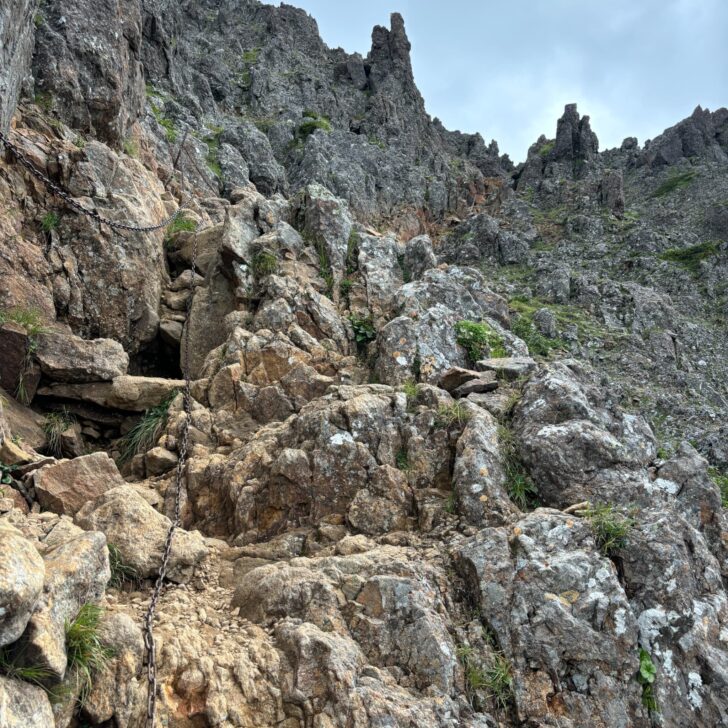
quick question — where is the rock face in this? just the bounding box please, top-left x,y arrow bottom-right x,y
0,2 -> 726,727
33,452 -> 126,516
0,0 -> 37,134
75,485 -> 208,581
0,524 -> 44,647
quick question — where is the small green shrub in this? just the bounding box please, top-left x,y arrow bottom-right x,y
484,652 -> 514,711
659,241 -> 719,274
107,544 -> 139,589
251,251 -> 278,278
585,503 -> 635,556
150,102 -> 177,142
444,492 -> 457,514
65,604 -> 114,702
395,447 -> 410,471
122,137 -> 138,157
538,140 -> 555,157
0,461 -> 18,485
349,314 -> 376,353
435,402 -> 471,429
166,217 -> 197,237
402,379 -> 418,401
204,128 -> 223,178
455,320 -> 507,363
41,211 -> 60,233
637,648 -> 659,713
511,312 -> 562,357
43,410 -> 75,457
709,467 -> 728,508
653,170 -> 696,197
117,391 -> 177,464
298,112 -> 331,139
339,277 -> 353,301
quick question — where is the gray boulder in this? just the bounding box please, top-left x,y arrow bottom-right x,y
0,676 -> 54,728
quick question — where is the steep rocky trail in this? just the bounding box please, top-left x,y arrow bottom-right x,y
1,2 -> 727,728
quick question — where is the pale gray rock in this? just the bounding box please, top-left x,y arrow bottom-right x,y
35,331 -> 128,383
0,676 -> 54,728
0,523 -> 44,647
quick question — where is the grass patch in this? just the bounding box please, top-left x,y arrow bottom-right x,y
653,170 -> 696,197
0,645 -> 55,687
585,503 -> 635,557
117,391 -> 177,464
444,492 -> 457,514
435,402 -> 471,429
395,447 -> 410,471
349,314 -> 376,354
150,101 -> 177,142
297,111 -> 331,140
43,409 -> 75,457
65,604 -> 114,703
709,467 -> 728,508
0,307 -> 47,337
41,211 -> 60,233
252,250 -> 278,278
339,277 -> 353,302
537,140 -> 555,157
204,127 -> 223,178
166,217 -> 197,237
457,645 -> 513,711
108,544 -> 139,589
659,241 -> 719,274
455,320 -> 507,363
122,137 -> 138,157
346,229 -> 360,274
498,425 -> 537,509
510,311 -> 562,357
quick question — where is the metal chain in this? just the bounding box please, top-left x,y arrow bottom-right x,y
142,229 -> 197,727
1,125 -> 197,725
0,129 -> 187,232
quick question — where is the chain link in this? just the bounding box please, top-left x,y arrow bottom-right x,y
0,129 -> 187,232
1,125 -> 197,726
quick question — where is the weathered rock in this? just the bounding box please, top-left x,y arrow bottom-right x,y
457,510 -> 642,725
451,375 -> 498,398
0,676 -> 55,728
20,529 -> 110,679
0,523 -> 44,647
33,452 -> 125,516
0,323 -> 41,403
37,375 -> 186,411
75,485 -> 208,582
144,446 -> 178,476
0,0 -> 37,134
35,331 -> 128,382
402,234 -> 437,280
438,367 -> 482,393
475,356 -> 537,380
0,388 -> 47,450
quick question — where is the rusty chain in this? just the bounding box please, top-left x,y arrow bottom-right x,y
0,129 -> 187,232
1,125 -> 197,726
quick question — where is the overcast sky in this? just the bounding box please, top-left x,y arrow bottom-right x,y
287,0 -> 727,162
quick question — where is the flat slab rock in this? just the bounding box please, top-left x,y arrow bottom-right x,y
475,356 -> 537,380
451,375 -> 498,398
35,331 -> 128,383
439,366 -> 494,393
36,375 -> 186,411
32,452 -> 125,516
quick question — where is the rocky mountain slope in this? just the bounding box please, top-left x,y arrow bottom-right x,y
0,1 -> 727,727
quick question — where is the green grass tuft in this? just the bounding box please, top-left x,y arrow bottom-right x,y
251,251 -> 278,278
585,502 -> 635,557
298,112 -> 331,139
41,211 -> 60,233
107,544 -> 139,589
455,320 -> 507,363
122,137 -> 138,157
65,604 -> 114,703
537,140 -> 555,157
116,391 -> 177,464
43,409 -> 75,457
497,425 -> 538,509
510,312 -> 562,357
653,170 -> 696,197
0,307 -> 48,338
659,241 -> 719,274
346,229 -> 360,274
709,467 -> 728,508
395,447 -> 410,472
435,402 -> 471,429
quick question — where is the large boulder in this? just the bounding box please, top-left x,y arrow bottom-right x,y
0,676 -> 54,728
75,485 -> 208,582
457,510 -> 643,726
35,331 -> 128,383
19,528 -> 110,679
33,452 -> 126,516
0,523 -> 44,647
